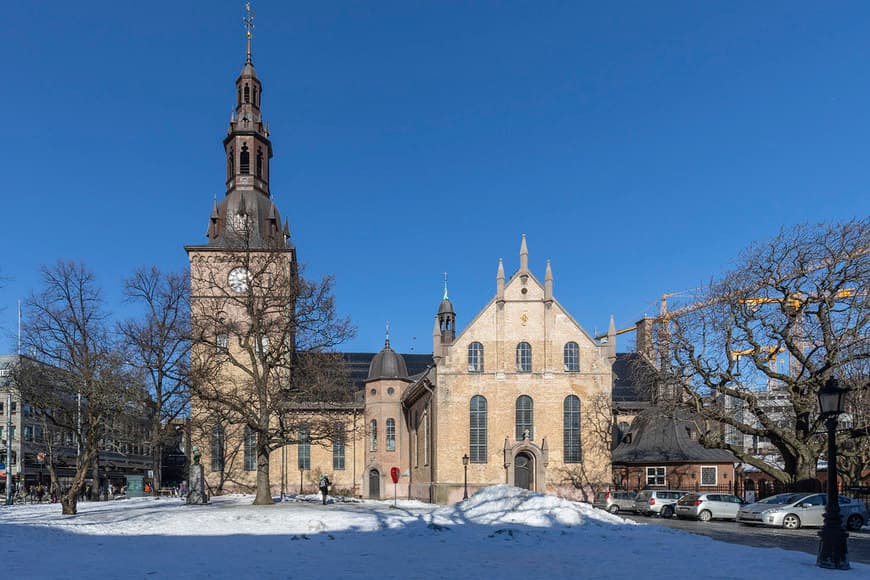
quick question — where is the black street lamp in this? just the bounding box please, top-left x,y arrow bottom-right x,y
816,377 -> 850,570
462,454 -> 469,500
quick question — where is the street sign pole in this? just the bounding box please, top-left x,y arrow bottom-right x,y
4,391 -> 13,506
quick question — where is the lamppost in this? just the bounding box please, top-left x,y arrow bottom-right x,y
299,464 -> 305,496
816,377 -> 850,570
462,454 -> 469,500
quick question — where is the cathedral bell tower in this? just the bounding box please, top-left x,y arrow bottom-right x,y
185,3 -> 298,495
199,3 -> 291,250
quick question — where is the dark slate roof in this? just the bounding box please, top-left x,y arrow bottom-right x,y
612,353 -> 654,403
343,352 -> 432,391
612,405 -> 737,464
206,190 -> 290,249
367,341 -> 409,381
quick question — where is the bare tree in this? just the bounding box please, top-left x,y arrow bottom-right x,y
19,261 -> 141,514
658,220 -> 869,485
189,227 -> 355,504
119,267 -> 191,491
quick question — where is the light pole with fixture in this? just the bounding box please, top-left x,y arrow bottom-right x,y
816,377 -> 850,570
462,454 -> 469,500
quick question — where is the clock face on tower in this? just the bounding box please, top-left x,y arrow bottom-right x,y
228,267 -> 250,293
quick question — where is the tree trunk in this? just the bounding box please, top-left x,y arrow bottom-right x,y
253,437 -> 272,505
61,493 -> 78,515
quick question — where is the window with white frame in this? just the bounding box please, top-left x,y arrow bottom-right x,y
646,466 -> 666,486
516,342 -> 532,372
468,342 -> 484,372
469,395 -> 487,463
563,342 -> 579,372
333,425 -> 346,470
243,426 -> 256,471
700,466 -> 717,486
386,418 -> 396,452
297,426 -> 310,470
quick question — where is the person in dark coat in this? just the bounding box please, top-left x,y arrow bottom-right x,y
319,474 -> 331,505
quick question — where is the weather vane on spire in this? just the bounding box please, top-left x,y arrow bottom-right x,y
385,320 -> 391,346
443,272 -> 449,300
243,2 -> 255,63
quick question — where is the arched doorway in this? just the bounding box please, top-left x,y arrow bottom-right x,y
514,452 -> 533,490
368,469 -> 380,499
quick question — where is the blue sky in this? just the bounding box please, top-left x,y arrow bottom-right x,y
1,1 -> 868,355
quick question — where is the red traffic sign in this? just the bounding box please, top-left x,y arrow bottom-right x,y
390,467 -> 399,484
37,452 -> 45,463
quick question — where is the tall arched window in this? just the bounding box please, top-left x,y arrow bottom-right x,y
516,342 -> 532,372
564,342 -> 579,372
244,83 -> 250,103
386,418 -> 396,452
333,424 -> 346,470
210,424 -> 225,472
227,148 -> 234,179
563,395 -> 581,463
297,426 -> 310,470
422,409 -> 429,464
240,144 -> 250,174
470,395 -> 488,463
515,395 -> 534,441
253,87 -> 258,106
468,342 -> 484,372
369,419 -> 378,452
413,412 -> 420,467
244,426 -> 256,471
256,147 -> 263,176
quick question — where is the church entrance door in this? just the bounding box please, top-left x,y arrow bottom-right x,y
369,469 -> 380,499
514,452 -> 533,490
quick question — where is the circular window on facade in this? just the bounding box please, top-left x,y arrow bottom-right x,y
387,387 -> 395,396
370,389 -> 376,396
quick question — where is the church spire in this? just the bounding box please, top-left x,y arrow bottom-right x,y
519,234 -> 529,273
244,2 -> 255,64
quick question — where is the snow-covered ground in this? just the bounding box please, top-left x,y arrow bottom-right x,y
0,485 -> 864,579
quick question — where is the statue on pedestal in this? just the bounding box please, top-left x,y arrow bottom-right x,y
187,446 -> 209,505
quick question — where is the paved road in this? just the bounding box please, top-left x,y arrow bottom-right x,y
623,513 -> 870,564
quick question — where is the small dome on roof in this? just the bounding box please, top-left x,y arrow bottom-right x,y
367,339 -> 409,381
438,298 -> 455,315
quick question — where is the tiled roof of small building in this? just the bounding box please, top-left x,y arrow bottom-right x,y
612,405 -> 737,464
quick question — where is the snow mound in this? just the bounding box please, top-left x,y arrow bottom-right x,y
432,485 -> 632,528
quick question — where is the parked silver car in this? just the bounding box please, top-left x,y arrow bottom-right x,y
633,489 -> 688,518
593,490 -> 637,514
675,493 -> 745,521
737,492 -> 869,531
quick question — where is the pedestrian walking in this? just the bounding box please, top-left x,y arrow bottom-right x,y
319,474 -> 331,505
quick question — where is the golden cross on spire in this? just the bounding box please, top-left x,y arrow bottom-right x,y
243,2 -> 255,63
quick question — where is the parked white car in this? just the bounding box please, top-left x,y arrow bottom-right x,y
736,492 -> 869,530
675,493 -> 745,521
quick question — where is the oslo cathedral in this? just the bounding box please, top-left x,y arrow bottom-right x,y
187,9 -> 617,504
